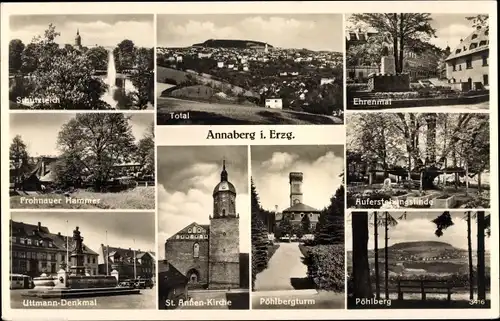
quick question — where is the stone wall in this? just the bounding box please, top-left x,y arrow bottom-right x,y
165,239 -> 209,286
368,74 -> 410,92
209,217 -> 240,288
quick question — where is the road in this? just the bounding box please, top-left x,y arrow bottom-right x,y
157,97 -> 342,125
255,242 -> 308,291
10,288 -> 156,309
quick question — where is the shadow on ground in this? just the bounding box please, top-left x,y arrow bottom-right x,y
290,277 -> 315,290
226,292 -> 250,310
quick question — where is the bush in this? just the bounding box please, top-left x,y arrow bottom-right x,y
301,244 -> 344,291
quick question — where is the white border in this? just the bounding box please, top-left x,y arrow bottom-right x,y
1,1 -> 498,320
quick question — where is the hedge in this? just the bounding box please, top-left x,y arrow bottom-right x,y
300,244 -> 344,292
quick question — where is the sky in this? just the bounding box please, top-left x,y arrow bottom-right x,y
346,212 -> 491,252
9,14 -> 154,47
251,145 -> 344,212
11,212 -> 155,265
157,146 -> 249,259
9,113 -> 153,157
157,14 -> 343,51
345,13 -> 485,50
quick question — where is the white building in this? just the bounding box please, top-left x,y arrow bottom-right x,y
265,98 -> 283,109
320,77 -> 336,85
217,62 -> 224,68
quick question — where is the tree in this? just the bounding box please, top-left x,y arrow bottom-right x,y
382,212 -> 399,298
250,178 -> 269,290
128,47 -> 154,109
56,113 -> 136,191
351,212 -> 372,298
136,122 -> 155,176
9,39 -> 25,72
85,46 -> 109,71
466,15 -> 489,28
301,212 -> 311,235
114,39 -> 136,72
24,24 -> 108,109
346,32 -> 386,68
279,216 -> 294,242
476,211 -> 486,300
21,43 -> 40,74
350,14 -> 436,73
9,135 -> 31,189
52,150 -> 85,189
466,211 -> 474,300
314,185 -> 345,244
372,211 -> 381,299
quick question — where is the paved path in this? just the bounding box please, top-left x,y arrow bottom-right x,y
255,242 -> 308,291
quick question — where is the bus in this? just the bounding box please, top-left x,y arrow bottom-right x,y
10,274 -> 33,289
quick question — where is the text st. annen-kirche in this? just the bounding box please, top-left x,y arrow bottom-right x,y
164,161 -> 240,289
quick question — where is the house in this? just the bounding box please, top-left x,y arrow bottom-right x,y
217,61 -> 224,68
320,77 -> 336,85
158,260 -> 189,310
445,25 -> 489,91
265,98 -> 283,109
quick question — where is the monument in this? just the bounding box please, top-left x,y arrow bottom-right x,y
70,227 -> 86,276
367,46 -> 410,92
24,226 -> 141,299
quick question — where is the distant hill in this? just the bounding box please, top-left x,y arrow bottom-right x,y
389,241 -> 457,252
193,39 -> 273,49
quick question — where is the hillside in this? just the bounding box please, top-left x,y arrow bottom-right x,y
193,39 -> 273,49
389,241 -> 456,252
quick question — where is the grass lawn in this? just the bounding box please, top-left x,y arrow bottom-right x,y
157,97 -> 341,125
10,187 -> 155,210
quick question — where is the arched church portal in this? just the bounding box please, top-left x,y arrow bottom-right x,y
187,268 -> 200,284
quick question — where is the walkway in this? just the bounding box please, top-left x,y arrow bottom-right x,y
254,242 -> 308,291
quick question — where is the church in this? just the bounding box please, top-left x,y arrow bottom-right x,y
164,161 -> 240,289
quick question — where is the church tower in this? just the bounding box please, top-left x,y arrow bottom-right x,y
74,29 -> 82,49
289,172 -> 303,206
209,160 -> 240,289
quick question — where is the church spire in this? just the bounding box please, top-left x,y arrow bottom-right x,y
77,28 -> 79,35
220,159 -> 228,182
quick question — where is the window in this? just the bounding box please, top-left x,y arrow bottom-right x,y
482,55 -> 488,66
47,254 -> 51,261
223,232 -> 227,236
19,252 -> 26,258
11,237 -> 16,243
188,228 -> 192,233
469,43 -> 477,50
483,74 -> 489,86
358,71 -> 364,79
19,238 -> 25,245
479,40 -> 487,46
222,209 -> 226,216
459,65 -> 462,71
180,235 -> 184,239
193,243 -> 200,258
348,71 -> 355,78
455,49 -> 461,54
452,63 -> 456,71
466,58 -> 472,69
61,255 -> 65,262
41,262 -> 47,268
197,228 -> 202,233
176,235 -> 179,239
471,34 -> 478,40
190,234 -> 194,239
87,256 -> 90,264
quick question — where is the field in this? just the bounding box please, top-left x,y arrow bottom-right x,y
10,187 -> 155,210
157,97 -> 341,125
157,66 -> 258,98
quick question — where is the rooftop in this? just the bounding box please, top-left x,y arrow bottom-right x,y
446,25 -> 489,61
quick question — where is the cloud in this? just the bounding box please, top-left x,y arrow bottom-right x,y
157,14 -> 343,51
253,149 -> 344,212
10,20 -> 154,47
157,179 -> 250,259
431,23 -> 473,49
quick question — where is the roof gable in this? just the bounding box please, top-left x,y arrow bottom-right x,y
168,222 -> 209,240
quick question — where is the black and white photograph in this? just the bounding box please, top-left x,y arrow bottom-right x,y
9,113 -> 155,209
8,14 -> 154,110
157,146 -> 250,310
10,211 -> 156,309
346,13 -> 489,111
250,145 -> 345,309
347,113 -> 490,209
347,211 -> 491,309
156,14 -> 344,125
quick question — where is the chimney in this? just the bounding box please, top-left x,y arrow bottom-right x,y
275,205 -> 278,212
460,39 -> 463,43
58,232 -> 61,236
37,222 -> 41,231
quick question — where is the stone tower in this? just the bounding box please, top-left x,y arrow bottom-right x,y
209,160 -> 240,289
289,172 -> 303,206
75,29 -> 82,49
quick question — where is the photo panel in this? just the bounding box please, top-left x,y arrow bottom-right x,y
9,112 -> 155,210
250,145 -> 345,309
347,211 -> 492,309
9,211 -> 156,309
345,13 -> 490,112
156,14 -> 344,125
157,146 -> 250,310
346,112 -> 490,210
8,14 -> 155,110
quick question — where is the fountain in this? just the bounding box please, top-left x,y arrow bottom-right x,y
102,50 -> 118,109
24,226 -> 140,299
